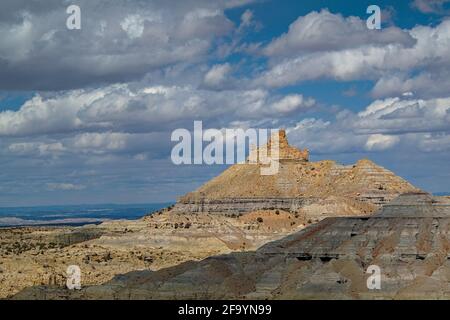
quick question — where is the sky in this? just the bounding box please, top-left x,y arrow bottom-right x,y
0,0 -> 450,206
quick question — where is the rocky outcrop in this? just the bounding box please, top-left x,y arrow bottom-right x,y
248,129 -> 309,163
172,197 -> 319,215
19,192 -> 450,300
174,130 -> 419,215
1,131 -> 424,300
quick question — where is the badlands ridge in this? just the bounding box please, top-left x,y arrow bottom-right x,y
1,130 -> 426,299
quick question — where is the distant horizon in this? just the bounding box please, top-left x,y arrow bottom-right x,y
0,201 -> 175,209
0,202 -> 172,227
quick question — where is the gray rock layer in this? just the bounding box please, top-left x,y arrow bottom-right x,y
172,198 -> 319,215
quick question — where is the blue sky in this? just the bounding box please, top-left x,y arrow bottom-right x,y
225,0 -> 449,112
0,0 -> 449,206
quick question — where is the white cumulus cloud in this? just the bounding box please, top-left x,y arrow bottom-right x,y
365,134 -> 400,151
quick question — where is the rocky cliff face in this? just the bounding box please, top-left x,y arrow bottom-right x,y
174,131 -> 419,215
173,197 -> 318,215
19,193 -> 450,300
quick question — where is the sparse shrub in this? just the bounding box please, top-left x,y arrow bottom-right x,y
256,217 -> 263,223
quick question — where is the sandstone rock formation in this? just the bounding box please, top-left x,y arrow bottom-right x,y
248,129 -> 309,163
1,130 -> 423,299
174,130 -> 419,215
18,192 -> 450,300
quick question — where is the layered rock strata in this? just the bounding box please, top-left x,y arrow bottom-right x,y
174,130 -> 419,215
18,192 -> 450,300
2,131 -> 423,299
0,208 -> 308,299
